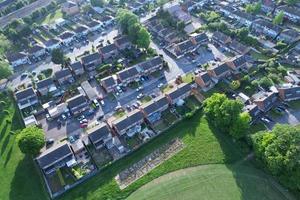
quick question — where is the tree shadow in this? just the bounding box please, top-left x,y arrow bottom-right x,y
9,156 -> 48,200
4,145 -> 13,168
0,122 -> 8,143
1,133 -> 10,155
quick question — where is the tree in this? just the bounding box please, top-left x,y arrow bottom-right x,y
177,21 -> 185,32
136,27 -> 151,49
273,11 -> 284,25
51,48 -> 65,65
116,9 -> 139,34
252,124 -> 300,191
245,2 -> 261,14
0,62 -> 12,80
17,126 -> 45,155
203,93 -> 250,139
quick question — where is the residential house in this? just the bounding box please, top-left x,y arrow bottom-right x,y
117,66 -> 140,85
98,44 -> 119,60
276,5 -> 300,23
66,94 -> 89,115
277,29 -> 300,44
228,40 -> 250,55
243,104 -> 261,124
6,52 -> 30,68
173,39 -> 197,58
87,123 -> 113,149
47,102 -> 68,119
100,76 -> 117,93
27,44 -> 46,59
261,0 -> 276,14
127,1 -> 143,12
112,109 -> 144,137
62,1 -> 79,15
207,63 -> 231,81
99,15 -> 114,27
69,61 -> 85,76
190,33 -> 209,46
15,87 -> 39,110
81,52 -> 102,72
251,19 -> 283,39
44,38 -> 61,51
277,84 -> 300,101
137,56 -> 163,74
86,20 -> 102,32
163,2 -> 192,24
232,10 -> 255,27
59,31 -> 75,46
36,78 -> 57,96
36,142 -> 76,174
166,83 -> 192,105
220,5 -> 235,17
195,71 -> 214,91
140,95 -> 169,124
54,68 -> 75,85
226,55 -> 249,73
252,91 -> 278,112
114,36 -> 132,51
74,25 -> 89,38
182,0 -> 205,12
211,31 -> 232,47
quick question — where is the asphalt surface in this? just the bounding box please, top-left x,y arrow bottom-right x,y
0,0 -> 53,28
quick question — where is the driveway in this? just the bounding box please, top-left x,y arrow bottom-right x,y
268,107 -> 300,129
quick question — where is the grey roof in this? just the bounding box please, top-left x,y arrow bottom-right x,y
176,40 -> 194,51
279,5 -> 300,17
114,36 -> 130,46
59,31 -> 74,40
99,44 -> 118,54
81,52 -> 101,64
15,87 -> 35,101
212,31 -> 231,42
198,72 -> 211,84
70,61 -> 83,71
167,83 -> 191,100
221,5 -> 235,13
55,68 -> 72,79
44,38 -> 60,47
232,55 -> 247,67
36,78 -> 54,89
151,56 -> 163,66
229,40 -> 248,53
141,95 -> 169,115
101,76 -> 116,87
67,94 -> 87,109
117,67 -> 139,81
74,25 -> 88,33
280,29 -> 300,42
193,33 -> 208,44
86,20 -> 100,28
139,57 -> 163,71
113,110 -> 144,131
278,84 -> 300,99
6,52 -> 27,62
27,45 -> 44,54
88,124 -> 111,143
211,63 -> 230,76
244,104 -> 260,118
253,19 -> 282,33
233,10 -> 255,21
36,142 -> 72,169
100,15 -> 113,22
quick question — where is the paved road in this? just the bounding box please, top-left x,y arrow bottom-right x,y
0,0 -> 53,28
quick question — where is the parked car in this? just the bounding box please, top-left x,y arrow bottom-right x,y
137,93 -> 144,99
100,100 -> 105,106
80,123 -> 88,128
61,114 -> 67,120
93,99 -> 100,107
80,119 -> 88,124
46,138 -> 54,146
136,86 -> 143,92
77,115 -> 85,121
158,83 -> 164,88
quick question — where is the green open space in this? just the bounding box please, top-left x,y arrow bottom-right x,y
38,9 -> 63,25
0,92 -> 47,200
127,164 -> 289,200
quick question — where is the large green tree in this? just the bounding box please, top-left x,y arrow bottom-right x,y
273,11 -> 284,25
252,124 -> 300,191
17,126 -> 45,155
116,9 -> 151,49
51,48 -> 65,65
0,61 -> 12,80
203,93 -> 251,139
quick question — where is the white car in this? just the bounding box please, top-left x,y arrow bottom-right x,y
158,83 -> 164,88
93,99 -> 100,107
100,100 -> 105,106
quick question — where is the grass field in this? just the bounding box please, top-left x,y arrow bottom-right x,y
38,9 -> 63,25
59,110 -> 246,200
127,164 -> 290,200
0,92 -> 48,200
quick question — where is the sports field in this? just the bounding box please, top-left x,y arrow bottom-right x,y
127,164 -> 293,200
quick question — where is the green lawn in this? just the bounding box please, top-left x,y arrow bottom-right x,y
127,164 -> 290,200
59,110 -> 246,200
0,92 -> 48,200
39,9 -> 63,25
